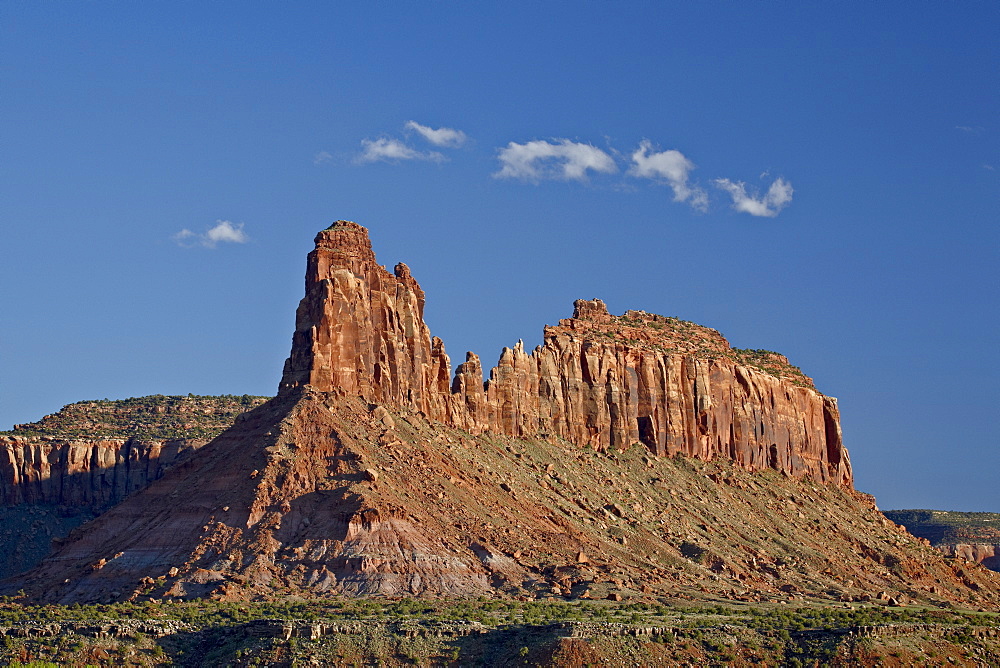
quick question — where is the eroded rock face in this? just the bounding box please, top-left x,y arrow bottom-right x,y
280,222 -> 434,411
0,394 -> 269,513
9,221 -> 1000,607
0,436 -> 207,511
882,510 -> 1000,573
9,391 -> 999,607
941,544 -> 1000,571
10,393 -> 494,603
280,221 -> 851,486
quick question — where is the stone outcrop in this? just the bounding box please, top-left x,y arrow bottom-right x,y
0,395 -> 270,514
0,435 -> 207,511
280,221 -> 850,485
940,544 -> 1000,571
7,220 -> 1000,608
8,390 -> 999,607
0,435 -> 210,580
883,510 -> 1000,572
0,395 -> 269,579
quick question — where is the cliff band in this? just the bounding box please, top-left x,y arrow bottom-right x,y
280,221 -> 850,485
11,219 -> 996,608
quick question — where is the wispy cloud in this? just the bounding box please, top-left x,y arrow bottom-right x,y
173,220 -> 250,248
356,137 -> 445,164
714,177 -> 794,217
355,121 -> 467,165
628,140 -> 708,211
955,125 -> 985,134
405,121 -> 468,148
983,164 -> 995,171
313,151 -> 333,165
494,139 -> 617,181
352,123 -> 795,218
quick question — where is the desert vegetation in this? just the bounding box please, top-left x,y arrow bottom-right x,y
3,394 -> 270,440
0,597 -> 996,666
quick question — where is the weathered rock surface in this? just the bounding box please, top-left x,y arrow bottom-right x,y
7,393 -> 497,603
0,436 -> 206,511
281,221 -> 850,485
0,434 -> 207,579
7,390 -> 1000,607
884,509 -> 1000,572
0,394 -> 269,511
941,544 -> 1000,571
5,220 -> 997,607
0,395 -> 269,578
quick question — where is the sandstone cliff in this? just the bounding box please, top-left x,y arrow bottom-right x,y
884,509 -> 1000,572
940,543 -> 1000,571
0,395 -> 268,512
7,220 -> 998,608
280,221 -> 850,485
9,390 -> 999,607
0,396 -> 268,578
0,435 -> 204,510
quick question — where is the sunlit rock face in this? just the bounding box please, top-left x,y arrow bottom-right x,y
280,221 -> 851,486
4,221 -> 891,606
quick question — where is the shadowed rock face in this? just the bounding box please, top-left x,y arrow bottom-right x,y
0,436 -> 207,510
9,393 -> 495,604
0,396 -> 270,579
280,221 -> 850,485
0,394 -> 270,511
9,390 -> 1000,608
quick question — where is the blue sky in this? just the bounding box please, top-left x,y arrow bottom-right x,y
2,3 -> 997,512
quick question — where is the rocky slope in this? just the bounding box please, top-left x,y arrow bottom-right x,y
4,221 -> 997,609
885,510 -> 1000,572
9,390 -> 1000,608
0,395 -> 268,579
0,395 -> 268,511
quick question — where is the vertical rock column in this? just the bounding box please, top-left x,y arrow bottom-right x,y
279,222 -> 437,414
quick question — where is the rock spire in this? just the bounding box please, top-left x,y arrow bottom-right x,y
279,221 -> 851,486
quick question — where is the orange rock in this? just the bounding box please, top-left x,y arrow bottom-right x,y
279,221 -> 851,485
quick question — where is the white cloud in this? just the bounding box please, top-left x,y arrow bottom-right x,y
493,139 -> 617,181
173,220 -> 249,248
405,121 -> 468,148
956,125 -> 985,134
313,151 -> 333,165
205,220 -> 249,245
713,177 -> 794,218
983,164 -> 995,171
628,140 -> 708,211
356,137 -> 445,164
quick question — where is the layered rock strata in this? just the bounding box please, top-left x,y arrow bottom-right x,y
883,510 -> 1000,572
0,396 -> 269,578
0,395 -> 268,513
281,221 -> 851,485
7,220 -> 1000,607
9,392 -> 1000,607
0,435 -> 206,511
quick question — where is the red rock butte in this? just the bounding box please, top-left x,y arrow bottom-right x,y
280,221 -> 851,486
13,220 -> 1000,608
